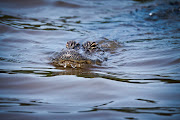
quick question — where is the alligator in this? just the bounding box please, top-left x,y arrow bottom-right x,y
51,40 -> 120,68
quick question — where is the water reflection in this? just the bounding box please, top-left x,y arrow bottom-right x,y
0,13 -> 82,31
80,107 -> 180,116
136,98 -> 156,103
1,97 -> 180,117
0,67 -> 179,84
0,97 -> 47,108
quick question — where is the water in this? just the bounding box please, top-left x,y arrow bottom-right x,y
0,0 -> 180,119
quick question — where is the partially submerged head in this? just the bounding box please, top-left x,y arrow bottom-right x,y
51,41 -> 103,68
52,49 -> 92,68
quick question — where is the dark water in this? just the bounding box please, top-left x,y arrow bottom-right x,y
0,0 -> 180,119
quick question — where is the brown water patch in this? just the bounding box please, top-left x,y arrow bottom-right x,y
54,1 -> 82,8
0,0 -> 47,8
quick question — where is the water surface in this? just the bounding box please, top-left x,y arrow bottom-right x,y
0,0 -> 180,120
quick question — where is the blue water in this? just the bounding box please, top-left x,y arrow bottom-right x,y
0,0 -> 180,120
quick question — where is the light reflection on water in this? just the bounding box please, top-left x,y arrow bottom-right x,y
0,0 -> 180,119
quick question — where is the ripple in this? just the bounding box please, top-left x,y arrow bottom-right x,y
54,1 -> 82,8
0,13 -> 82,32
0,0 -> 180,120
0,97 -> 48,108
80,107 -> 180,116
136,98 -> 156,103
